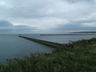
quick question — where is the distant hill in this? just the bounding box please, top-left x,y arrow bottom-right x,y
73,31 -> 96,33
40,31 -> 96,36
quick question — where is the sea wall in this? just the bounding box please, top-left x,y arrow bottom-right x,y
19,36 -> 64,48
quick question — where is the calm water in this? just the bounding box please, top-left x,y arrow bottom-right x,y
0,34 -> 52,63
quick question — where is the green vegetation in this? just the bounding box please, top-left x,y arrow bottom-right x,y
0,38 -> 96,72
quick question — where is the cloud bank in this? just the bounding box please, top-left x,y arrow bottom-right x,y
0,20 -> 37,33
0,0 -> 96,33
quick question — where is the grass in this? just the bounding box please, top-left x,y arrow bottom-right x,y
0,38 -> 96,72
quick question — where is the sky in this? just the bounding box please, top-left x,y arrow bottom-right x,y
0,0 -> 96,33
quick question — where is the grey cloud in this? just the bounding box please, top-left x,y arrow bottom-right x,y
9,0 -> 48,18
65,0 -> 95,3
0,20 -> 37,33
8,0 -> 95,20
12,25 -> 38,33
0,20 -> 13,27
53,18 -> 96,32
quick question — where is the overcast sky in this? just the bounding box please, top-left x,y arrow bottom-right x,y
0,0 -> 96,33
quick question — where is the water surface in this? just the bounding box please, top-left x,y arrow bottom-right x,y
0,34 -> 52,63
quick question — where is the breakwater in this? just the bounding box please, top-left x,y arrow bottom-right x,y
19,36 -> 64,48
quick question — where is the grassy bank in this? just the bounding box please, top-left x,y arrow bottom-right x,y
0,38 -> 96,72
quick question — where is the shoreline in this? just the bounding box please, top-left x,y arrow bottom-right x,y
0,38 -> 96,72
